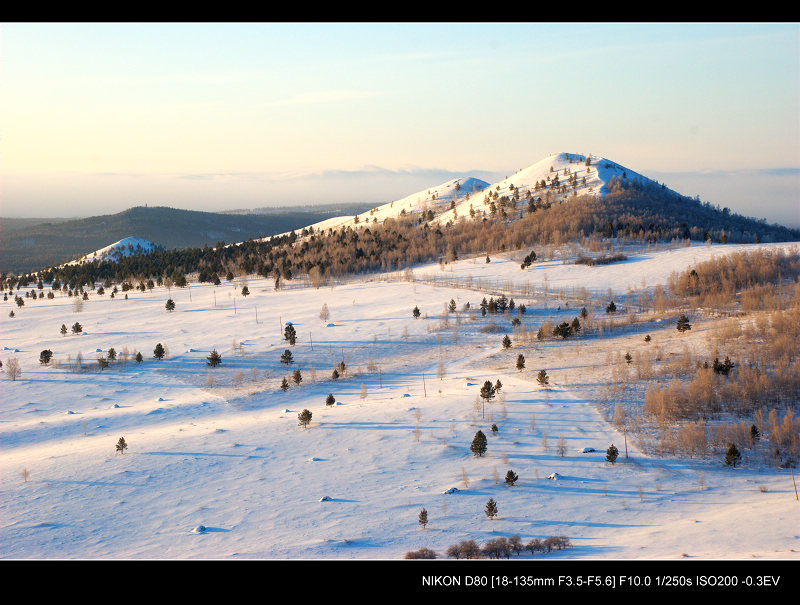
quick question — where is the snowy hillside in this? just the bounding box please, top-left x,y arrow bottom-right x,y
2,239 -> 799,561
67,236 -> 159,266
264,153 -> 676,242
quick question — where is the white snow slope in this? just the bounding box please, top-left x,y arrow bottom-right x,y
2,239 -> 799,560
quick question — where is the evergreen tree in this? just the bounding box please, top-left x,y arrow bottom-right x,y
606,443 -> 619,464
284,323 -> 297,345
606,301 -> 617,314
516,354 -> 525,371
676,314 -> 692,333
60,324 -> 68,336
39,349 -> 53,365
241,285 -> 250,297
72,322 -> 83,334
280,377 -> 289,392
116,437 -> 128,454
470,430 -> 488,457
207,349 -> 222,367
505,469 -> 518,486
725,443 -> 741,468
107,348 -> 116,361
448,299 -> 456,312
292,369 -> 302,385
280,349 -> 293,364
480,380 -> 496,403
165,298 -> 175,312
153,343 -> 166,360
412,306 -> 420,319
298,409 -> 312,428
750,424 -> 760,444
485,498 -> 498,519
326,393 -> 336,407
537,370 -> 549,387
502,334 -> 512,349
418,508 -> 428,529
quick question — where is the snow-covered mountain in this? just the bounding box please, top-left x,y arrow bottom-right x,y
270,153 -> 674,240
68,236 -> 160,266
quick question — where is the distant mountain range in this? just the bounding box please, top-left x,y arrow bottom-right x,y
5,152 -> 798,276
1,203 -> 372,274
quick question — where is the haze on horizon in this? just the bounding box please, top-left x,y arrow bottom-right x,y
1,22 -> 798,227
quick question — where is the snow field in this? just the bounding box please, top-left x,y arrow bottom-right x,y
2,242 -> 799,559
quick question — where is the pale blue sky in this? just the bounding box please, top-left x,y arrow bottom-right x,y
2,22 -> 798,226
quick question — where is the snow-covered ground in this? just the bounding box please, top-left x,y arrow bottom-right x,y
2,241 -> 799,560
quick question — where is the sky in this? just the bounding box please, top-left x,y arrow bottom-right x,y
1,22 -> 798,227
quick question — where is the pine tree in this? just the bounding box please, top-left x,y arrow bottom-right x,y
207,349 -> 222,367
241,285 -> 250,297
412,306 -> 420,319
470,430 -> 488,457
280,349 -> 293,364
606,444 -> 619,464
326,393 -> 336,407
485,498 -> 498,519
516,354 -> 525,371
537,370 -> 549,387
505,469 -> 518,486
116,437 -> 128,454
418,508 -> 428,529
676,314 -> 692,333
39,349 -> 53,365
606,301 -> 617,314
165,298 -> 175,312
502,334 -> 512,349
60,324 -> 68,336
72,322 -> 83,334
280,377 -> 290,392
448,299 -> 456,312
153,343 -> 166,360
135,351 -> 143,363
725,443 -> 741,468
284,323 -> 297,345
298,409 -> 312,428
480,380 -> 496,403
292,369 -> 302,385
